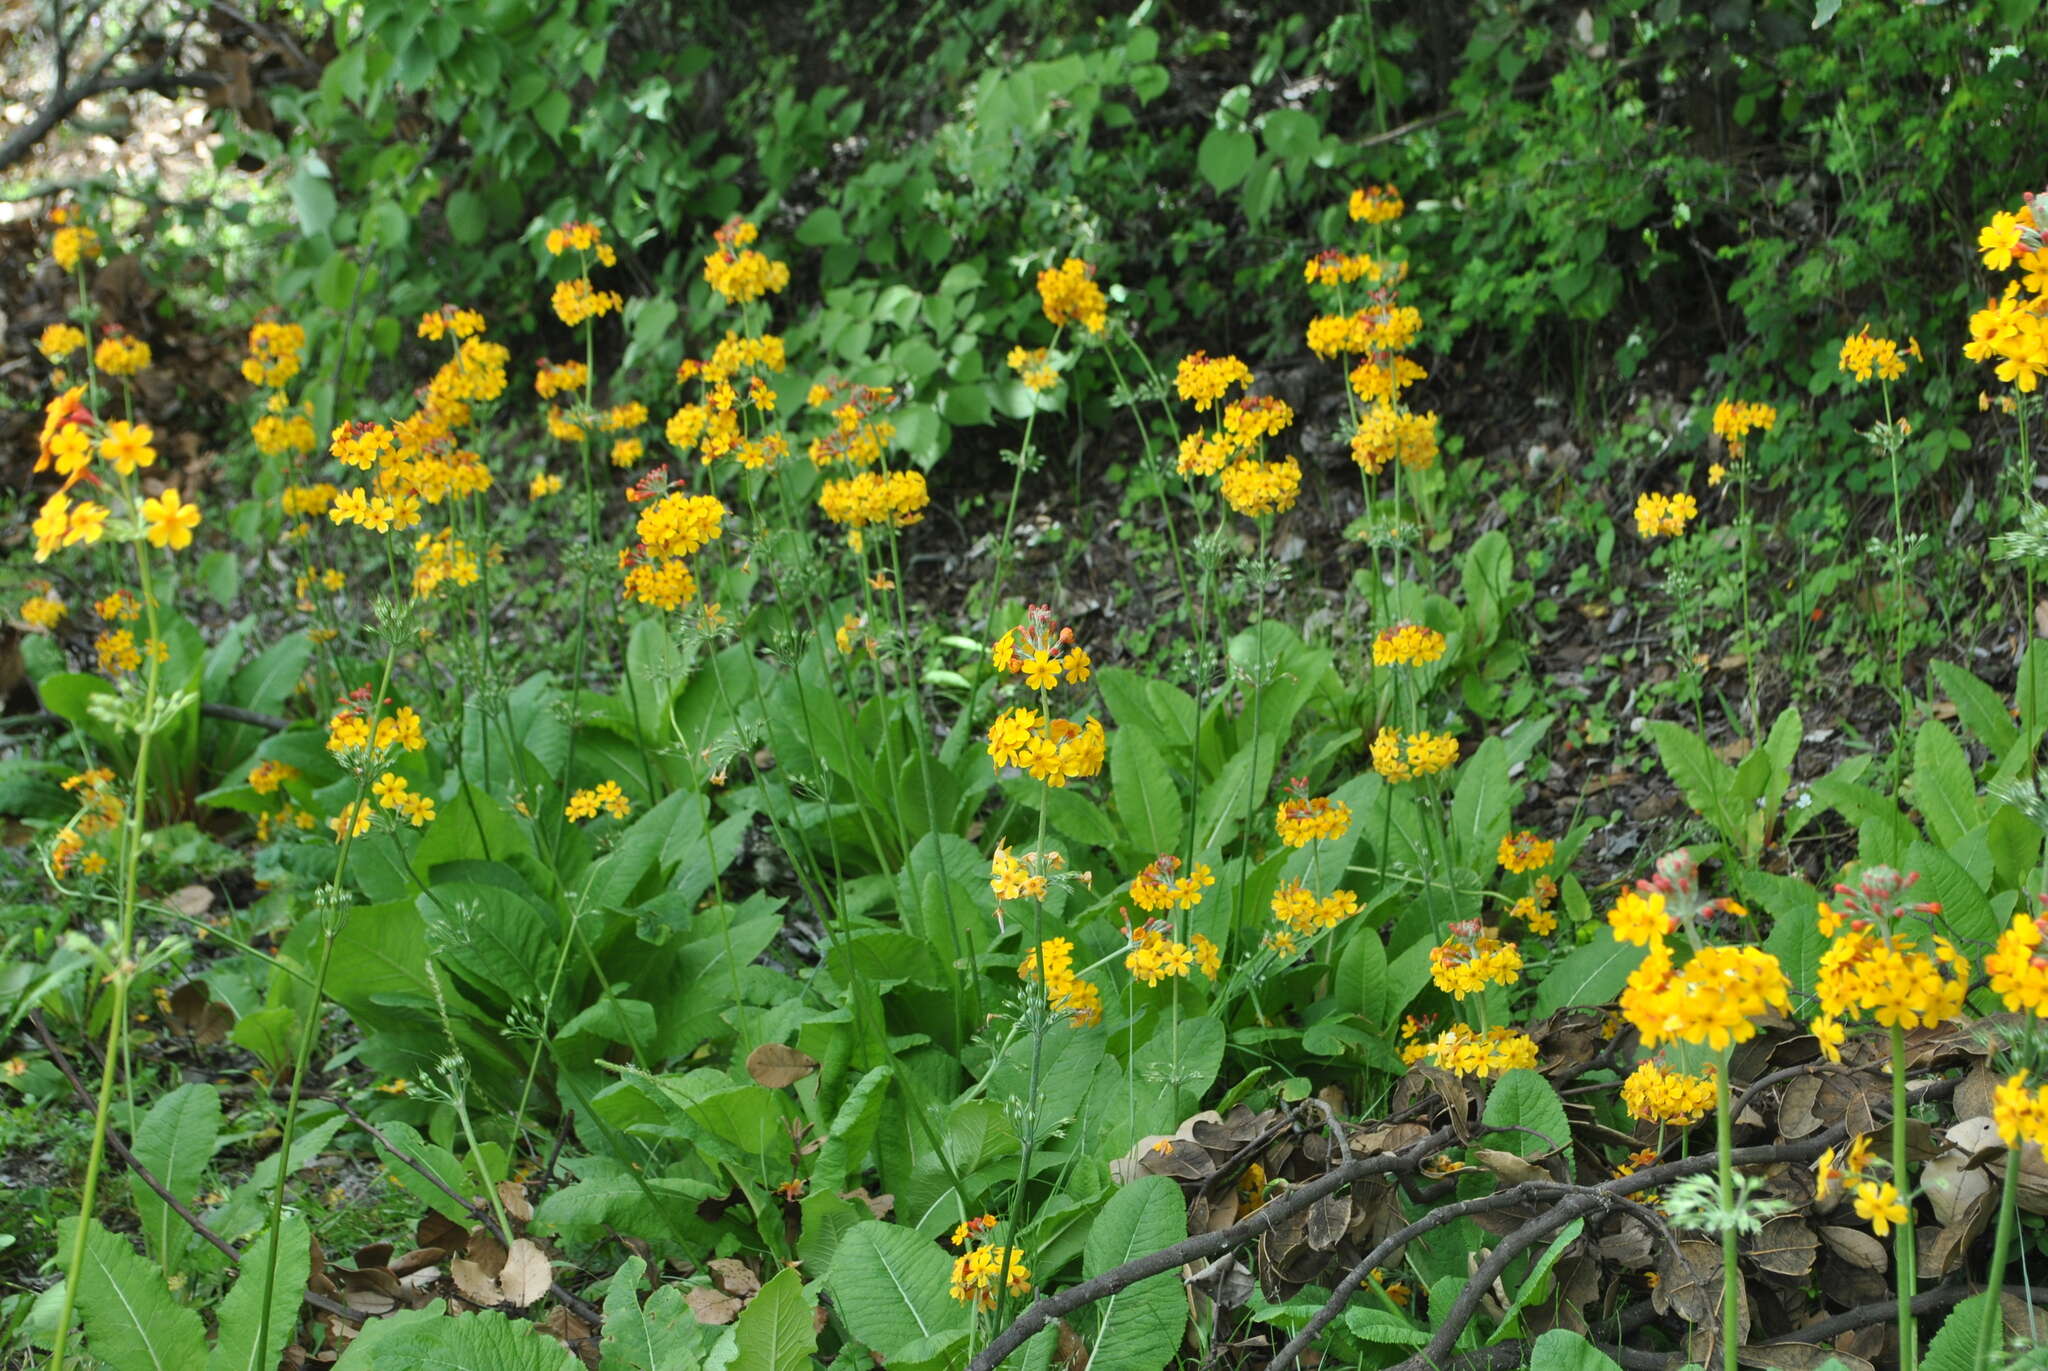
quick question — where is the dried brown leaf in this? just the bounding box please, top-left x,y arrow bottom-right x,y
1817,1225 -> 1887,1273
1741,1216 -> 1817,1278
707,1257 -> 760,1299
1737,1343 -> 1873,1371
451,1257 -> 503,1306
686,1285 -> 742,1325
744,1043 -> 820,1090
500,1238 -> 552,1307
498,1180 -> 535,1225
1471,1147 -> 1550,1185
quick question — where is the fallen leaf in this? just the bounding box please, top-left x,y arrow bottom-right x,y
745,1042 -> 820,1089
497,1180 -> 534,1225
451,1256 -> 501,1307
687,1285 -> 742,1325
707,1257 -> 760,1299
165,884 -> 215,917
1471,1148 -> 1550,1185
499,1238 -> 552,1307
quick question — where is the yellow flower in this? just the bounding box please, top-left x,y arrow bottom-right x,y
100,420 -> 157,475
529,472 -> 564,500
1429,923 -> 1524,1000
1839,329 -> 1907,385
1852,1181 -> 1908,1237
1372,622 -> 1447,667
142,488 -> 203,551
1992,1072 -> 2048,1149
1606,889 -> 1673,947
1634,491 -> 1697,538
1035,257 -> 1107,333
1496,830 -> 1555,874
1985,911 -> 2048,1016
1370,727 -> 1458,782
1348,184 -> 1404,223
1620,1060 -> 1717,1127
948,1245 -> 1030,1310
1129,855 -> 1214,913
1275,794 -> 1351,847
1174,352 -> 1253,412
39,322 -> 86,361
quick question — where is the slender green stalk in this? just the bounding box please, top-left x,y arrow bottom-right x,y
49,528 -> 165,1371
1891,1021 -> 1918,1371
1715,1047 -> 1738,1371
1975,1147 -> 2019,1370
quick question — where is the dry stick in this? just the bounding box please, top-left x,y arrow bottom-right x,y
320,1093 -> 604,1328
979,1076 -> 1963,1371
966,1126 -> 1457,1371
30,1012 -> 366,1329
1266,1181 -> 1676,1371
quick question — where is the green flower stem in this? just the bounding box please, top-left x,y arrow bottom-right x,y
49,530 -> 166,1371
1715,1046 -> 1738,1371
1975,1146 -> 2019,1370
1891,1021 -> 1918,1371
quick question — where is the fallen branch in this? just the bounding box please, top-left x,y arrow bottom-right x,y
966,1125 -> 1457,1371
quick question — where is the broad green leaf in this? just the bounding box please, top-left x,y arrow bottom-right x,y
1196,127 -> 1255,191
445,189 -> 487,244
1930,660 -> 2018,757
729,1268 -> 816,1371
1083,1175 -> 1188,1371
1335,927 -> 1390,1029
826,1222 -> 967,1360
131,1083 -> 220,1278
1342,1307 -> 1429,1345
367,1120 -> 473,1224
1499,1218 -> 1583,1326
1904,839 -> 1999,950
1917,1291 -> 1996,1371
1528,1328 -> 1625,1371
812,1066 -> 893,1190
336,1304 -> 582,1369
75,1220 -> 209,1371
1748,870 -> 1826,998
208,1214 -> 310,1371
1645,721 -> 1743,850
1479,1069 -> 1568,1158
1111,728 -> 1182,859
1449,737 -> 1512,871
287,158 -> 336,238
1531,927 -> 1642,1016
1912,720 -> 1979,849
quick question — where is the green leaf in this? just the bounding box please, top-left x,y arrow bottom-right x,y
1645,721 -> 1743,849
1449,737 -> 1512,870
796,207 -> 847,246
1917,1291 -> 1995,1371
75,1220 -> 209,1371
1499,1218 -> 1583,1327
1083,1176 -> 1188,1371
315,253 -> 359,312
368,1120 -> 474,1224
729,1268 -> 816,1371
445,189 -> 487,245
1902,839 -> 1998,950
287,158 -> 337,238
1260,108 -> 1321,161
1747,870 -> 1826,998
207,1214 -> 311,1371
812,1066 -> 893,1191
1111,728 -> 1182,858
1479,1069 -> 1568,1158
1912,720 -> 1979,849
826,1222 -> 966,1360
1930,660 -> 2018,757
1196,128 -> 1255,192
130,1083 -> 221,1278
1335,928 -> 1390,1030
1528,1328 -> 1625,1371
1532,927 -> 1642,1016
336,1304 -> 583,1369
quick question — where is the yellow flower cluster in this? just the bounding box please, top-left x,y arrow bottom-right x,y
1607,889 -> 1674,946
703,219 -> 791,304
1986,911 -> 2048,1015
253,397 -> 316,458
39,323 -> 86,363
1218,454 -> 1301,518
1349,403 -> 1440,475
1711,399 -> 1777,458
1347,355 -> 1426,407
805,382 -> 898,468
1275,794 -> 1350,847
1619,939 -> 1790,1051
1968,204 -> 2048,391
243,320 -> 306,387
1006,345 -> 1058,392
991,842 -> 1065,911
535,359 -> 589,400
1129,854 -> 1214,912
1511,876 -> 1561,936
1035,257 -> 1107,333
282,484 -> 338,517
551,277 -> 624,327
565,780 -> 632,821
990,609 -> 1093,690
19,585 -> 66,630
1370,727 -> 1457,783
530,472 -> 564,500
416,305 -> 485,341
411,530 -> 481,599
1349,184 -> 1405,224
1270,879 -> 1360,937
1301,250 -> 1380,288
1813,925 -> 1967,1033
95,330 -> 152,377
985,709 -> 1106,787
31,491 -> 110,562
51,767 -> 123,875
94,629 -> 165,674
1125,924 -> 1197,986
52,223 -> 100,273
330,487 -> 423,536
248,761 -> 299,795
325,703 -> 428,759
635,491 -> 727,558
371,773 -> 437,828
949,1245 -> 1030,1310
818,469 -> 929,530
545,220 -> 617,262
1372,622 -> 1446,668
1633,491 -> 1697,538
1620,1060 -> 1717,1127
1497,830 -> 1554,874
1428,923 -> 1523,999
1401,1023 -> 1539,1079
1993,1072 -> 2048,1149
1174,352 -> 1252,412
1018,937 -> 1103,1027
1306,305 -> 1420,359
1839,329 -> 1913,385
1814,1133 -> 1876,1201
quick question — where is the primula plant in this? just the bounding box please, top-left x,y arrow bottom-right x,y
11,20 -> 2048,1371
